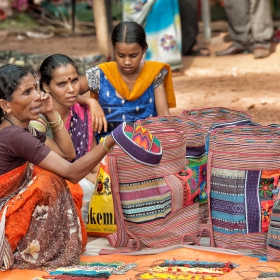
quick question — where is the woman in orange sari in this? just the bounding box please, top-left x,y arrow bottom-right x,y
0,64 -> 116,270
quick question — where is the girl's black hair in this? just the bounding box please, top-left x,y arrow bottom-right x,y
0,64 -> 35,122
39,53 -> 78,91
111,21 -> 148,50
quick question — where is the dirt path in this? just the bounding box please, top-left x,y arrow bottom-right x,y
170,41 -> 280,125
1,30 -> 280,125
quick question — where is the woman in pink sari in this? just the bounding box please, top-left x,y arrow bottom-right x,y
31,54 -> 107,181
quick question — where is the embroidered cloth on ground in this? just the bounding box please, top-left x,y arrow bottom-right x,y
45,261 -> 137,279
136,259 -> 238,279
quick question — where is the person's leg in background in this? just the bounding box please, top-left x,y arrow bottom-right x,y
179,0 -> 210,56
216,0 -> 251,55
251,0 -> 273,58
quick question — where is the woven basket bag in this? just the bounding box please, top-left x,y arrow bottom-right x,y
103,116 -> 200,253
181,107 -> 252,223
181,107 -> 252,131
181,107 -> 252,154
207,125 -> 280,257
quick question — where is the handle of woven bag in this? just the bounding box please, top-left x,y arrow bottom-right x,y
182,107 -> 251,118
140,116 -> 183,125
212,125 -> 280,137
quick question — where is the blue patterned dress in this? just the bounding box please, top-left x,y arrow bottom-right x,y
86,65 -> 167,143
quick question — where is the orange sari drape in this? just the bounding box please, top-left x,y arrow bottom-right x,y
0,163 -> 87,269
99,61 -> 176,108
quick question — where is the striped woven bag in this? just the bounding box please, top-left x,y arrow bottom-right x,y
103,116 -> 200,253
181,107 -> 252,154
181,107 -> 252,221
207,125 -> 280,257
181,106 -> 252,129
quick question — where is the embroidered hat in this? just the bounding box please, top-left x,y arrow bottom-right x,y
111,122 -> 163,166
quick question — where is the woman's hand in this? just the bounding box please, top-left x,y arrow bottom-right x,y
39,92 -> 55,115
86,98 -> 108,134
76,94 -> 108,133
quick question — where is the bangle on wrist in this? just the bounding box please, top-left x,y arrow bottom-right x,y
49,119 -> 62,129
51,120 -> 64,133
48,112 -> 62,130
102,136 -> 113,153
47,110 -> 59,124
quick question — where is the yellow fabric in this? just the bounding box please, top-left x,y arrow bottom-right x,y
86,155 -> 116,236
98,61 -> 176,108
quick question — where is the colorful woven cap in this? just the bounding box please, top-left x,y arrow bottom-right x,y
111,122 -> 163,166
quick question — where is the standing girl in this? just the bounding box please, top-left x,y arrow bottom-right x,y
79,21 -> 177,143
78,21 -> 177,236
